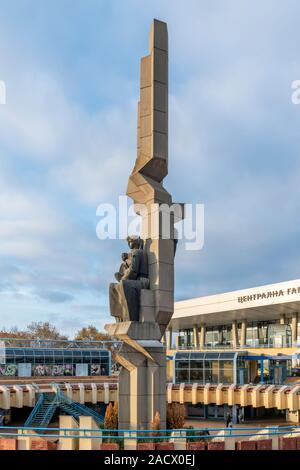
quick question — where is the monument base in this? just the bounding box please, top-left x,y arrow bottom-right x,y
105,322 -> 166,430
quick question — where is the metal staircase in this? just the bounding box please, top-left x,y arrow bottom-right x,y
56,388 -> 104,426
24,387 -> 104,429
24,392 -> 57,428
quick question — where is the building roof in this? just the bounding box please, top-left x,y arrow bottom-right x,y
171,278 -> 300,329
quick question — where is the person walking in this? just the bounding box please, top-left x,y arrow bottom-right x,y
225,411 -> 232,428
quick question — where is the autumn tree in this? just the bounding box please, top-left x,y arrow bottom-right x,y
167,403 -> 185,429
26,322 -> 68,340
75,325 -> 111,342
0,327 -> 29,339
104,402 -> 118,440
0,322 -> 67,346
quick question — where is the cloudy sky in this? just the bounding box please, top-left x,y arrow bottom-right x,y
1,0 -> 300,336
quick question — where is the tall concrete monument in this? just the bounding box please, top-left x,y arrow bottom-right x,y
106,19 -> 184,430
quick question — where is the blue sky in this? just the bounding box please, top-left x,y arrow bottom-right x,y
1,0 -> 300,336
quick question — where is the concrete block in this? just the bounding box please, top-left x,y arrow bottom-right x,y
154,82 -> 167,113
139,306 -> 156,323
149,263 -> 174,292
149,19 -> 168,52
59,416 -> 79,450
207,441 -> 225,450
137,442 -> 156,450
140,87 -> 152,117
279,437 -> 297,450
153,49 -> 168,84
100,443 -> 120,450
153,110 -> 167,133
0,438 -> 17,450
153,132 -> 168,160
154,290 -> 174,312
148,239 -> 174,266
170,431 -> 186,450
79,416 -> 102,450
156,442 -> 175,450
106,321 -> 161,341
187,441 -> 206,450
17,429 -> 37,450
31,439 -> 57,450
256,439 -> 272,450
140,135 -> 152,158
140,55 -> 151,89
124,432 -> 137,450
236,440 -> 256,450
140,289 -> 155,306
140,115 -> 152,138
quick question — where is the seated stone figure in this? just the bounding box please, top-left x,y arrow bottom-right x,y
109,235 -> 149,322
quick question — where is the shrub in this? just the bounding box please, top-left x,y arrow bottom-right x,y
150,411 -> 160,437
167,403 -> 185,429
104,402 -> 119,443
185,425 -> 209,442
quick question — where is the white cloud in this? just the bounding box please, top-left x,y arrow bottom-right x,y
0,0 -> 300,332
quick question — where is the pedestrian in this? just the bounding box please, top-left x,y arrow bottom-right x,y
225,411 -> 232,428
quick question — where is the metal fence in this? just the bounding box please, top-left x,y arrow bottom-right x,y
1,424 -> 300,440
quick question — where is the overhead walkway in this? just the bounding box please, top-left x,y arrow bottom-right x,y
24,387 -> 104,429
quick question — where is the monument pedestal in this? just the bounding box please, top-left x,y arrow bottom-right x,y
106,322 -> 166,430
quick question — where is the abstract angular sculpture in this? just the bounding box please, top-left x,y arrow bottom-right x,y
106,19 -> 184,430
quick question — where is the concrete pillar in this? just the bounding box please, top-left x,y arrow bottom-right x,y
224,433 -> 239,450
292,313 -> 298,346
200,325 -> 206,349
17,429 -> 37,450
0,386 -> 10,410
167,328 -> 173,349
240,319 -> 247,347
280,314 -> 286,325
232,320 -> 239,348
175,335 -> 180,349
12,386 -> 23,408
79,416 -> 102,450
24,385 -> 36,407
124,432 -> 137,450
59,416 -> 79,450
193,325 -> 199,349
232,404 -> 238,424
170,430 -> 186,450
78,383 -> 85,404
91,383 -> 97,404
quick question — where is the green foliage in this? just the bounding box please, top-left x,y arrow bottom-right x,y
185,425 -> 209,442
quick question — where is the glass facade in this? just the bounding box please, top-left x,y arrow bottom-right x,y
174,351 -> 237,384
173,352 -> 293,385
0,348 -> 111,377
205,325 -> 232,348
176,320 -> 294,349
178,329 -> 194,349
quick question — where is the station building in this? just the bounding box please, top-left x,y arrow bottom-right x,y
165,279 -> 300,422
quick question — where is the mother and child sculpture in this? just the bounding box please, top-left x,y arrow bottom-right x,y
109,235 -> 150,323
